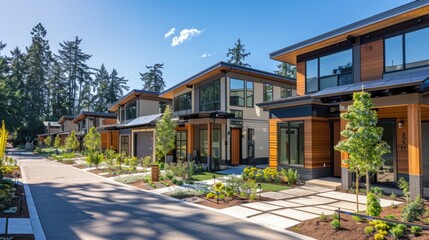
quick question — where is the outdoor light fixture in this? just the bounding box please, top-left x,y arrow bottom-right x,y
398,120 -> 404,128
257,183 -> 262,199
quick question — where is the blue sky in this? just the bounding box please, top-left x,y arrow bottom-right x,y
0,0 -> 411,90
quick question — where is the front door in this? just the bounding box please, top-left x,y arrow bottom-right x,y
135,132 -> 153,159
231,128 -> 241,165
377,121 -> 396,184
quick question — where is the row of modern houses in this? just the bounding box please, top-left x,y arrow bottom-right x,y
38,1 -> 429,198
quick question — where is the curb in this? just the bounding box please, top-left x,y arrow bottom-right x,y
19,161 -> 47,240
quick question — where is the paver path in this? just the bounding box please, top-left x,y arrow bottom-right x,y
221,185 -> 402,230
16,153 -> 304,240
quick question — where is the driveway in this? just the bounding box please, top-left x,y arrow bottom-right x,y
16,153 -> 305,240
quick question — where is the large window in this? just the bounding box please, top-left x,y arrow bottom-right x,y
229,79 -> 254,107
385,27 -> 429,72
306,49 -> 353,93
212,129 -> 221,160
126,101 -> 137,120
263,83 -> 273,102
120,135 -> 129,156
176,131 -> 187,161
199,80 -> 220,111
278,121 -> 304,165
174,92 -> 191,112
281,84 -> 296,99
247,128 -> 255,160
199,129 -> 208,157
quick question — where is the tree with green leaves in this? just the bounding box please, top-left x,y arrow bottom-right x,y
93,64 -> 110,112
226,39 -> 251,67
106,68 -> 129,106
83,127 -> 100,153
65,130 -> 79,152
140,63 -> 165,92
44,136 -> 52,146
335,91 -> 390,211
155,106 -> 176,162
54,135 -> 61,148
274,63 -> 297,79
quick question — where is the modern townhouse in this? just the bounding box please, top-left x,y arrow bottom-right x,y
258,0 -> 429,198
160,61 -> 295,170
37,121 -> 61,145
57,115 -> 78,145
98,90 -> 170,159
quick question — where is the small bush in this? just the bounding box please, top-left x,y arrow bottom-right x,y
397,177 -> 410,201
424,217 -> 429,224
384,215 -> 395,220
364,226 -> 374,235
332,212 -> 339,220
371,186 -> 384,197
141,156 -> 152,168
366,193 -> 382,217
348,187 -> 356,194
374,233 -> 385,240
402,195 -> 424,222
411,226 -> 422,236
319,212 -> 327,222
249,194 -> 256,200
390,192 -> 397,200
352,215 -> 363,222
115,174 -> 149,184
390,226 -> 404,239
158,161 -> 165,170
330,219 -> 340,230
206,192 -> 215,199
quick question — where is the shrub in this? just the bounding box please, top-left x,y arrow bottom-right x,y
242,167 -> 257,180
402,195 -> 424,222
128,157 -> 139,170
86,152 -> 103,169
425,218 -> 429,224
411,226 -> 422,236
390,192 -> 397,200
206,192 -> 215,199
364,226 -> 374,235
332,212 -> 339,220
374,233 -> 385,240
140,156 -> 152,168
397,177 -> 410,201
281,168 -> 298,186
188,161 -> 195,178
241,181 -> 257,198
225,175 -> 244,195
166,160 -> 189,179
348,187 -> 356,194
262,167 -> 279,183
384,215 -> 395,220
330,219 -> 340,230
115,174 -> 149,184
352,215 -> 363,222
255,171 -> 264,182
390,226 -> 404,239
104,148 -> 116,169
249,194 -> 256,200
319,212 -> 327,222
366,193 -> 382,217
371,186 -> 384,197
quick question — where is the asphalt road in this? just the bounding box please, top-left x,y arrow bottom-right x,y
16,153 -> 302,240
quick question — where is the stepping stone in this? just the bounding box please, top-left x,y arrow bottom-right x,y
265,200 -> 303,208
250,213 -> 300,229
242,202 -> 283,211
327,201 -> 366,212
279,188 -> 314,196
317,191 -> 367,203
261,191 -> 295,200
220,206 -> 261,218
298,185 -> 333,193
272,209 -> 319,221
8,218 -> 33,234
295,206 -> 334,215
287,196 -> 338,205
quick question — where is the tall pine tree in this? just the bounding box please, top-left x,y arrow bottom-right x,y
226,39 -> 251,67
107,68 -> 129,106
139,63 -> 165,92
93,64 -> 110,112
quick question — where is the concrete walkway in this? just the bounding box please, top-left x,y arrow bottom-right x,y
15,153 -> 307,240
220,185 -> 402,230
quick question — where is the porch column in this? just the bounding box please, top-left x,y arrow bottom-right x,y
408,104 -> 423,199
340,112 -> 351,190
187,125 -> 194,161
208,123 -> 212,171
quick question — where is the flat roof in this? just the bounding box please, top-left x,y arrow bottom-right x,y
270,0 -> 429,64
73,112 -> 116,123
108,89 -> 163,112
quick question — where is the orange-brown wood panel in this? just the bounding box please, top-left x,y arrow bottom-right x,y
296,61 -> 305,96
408,104 -> 422,176
360,39 -> 384,82
231,128 -> 241,165
269,119 -> 281,168
333,121 -> 341,177
305,119 -> 331,169
100,132 -> 108,150
111,130 -> 119,151
103,118 -> 117,125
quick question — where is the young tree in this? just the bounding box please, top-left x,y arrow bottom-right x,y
44,136 -> 52,146
335,91 -> 390,211
65,130 -> 79,152
155,106 -> 176,162
274,63 -> 296,79
54,135 -> 61,148
140,63 -> 165,92
226,39 -> 251,67
83,127 -> 100,153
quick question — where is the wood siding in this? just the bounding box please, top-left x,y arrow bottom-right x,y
333,121 -> 341,177
269,118 -> 281,168
297,61 -> 305,96
305,119 -> 331,169
360,39 -> 384,82
408,104 -> 422,175
101,130 -> 119,151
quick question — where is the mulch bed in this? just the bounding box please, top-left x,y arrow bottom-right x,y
0,184 -> 30,218
290,202 -> 429,240
128,179 -> 174,190
88,168 -> 147,177
188,196 -> 271,209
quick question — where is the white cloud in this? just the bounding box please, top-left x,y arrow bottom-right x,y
200,52 -> 212,58
164,28 -> 176,39
171,28 -> 203,47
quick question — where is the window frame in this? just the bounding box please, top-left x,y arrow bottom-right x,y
277,121 -> 304,166
173,92 -> 192,112
120,135 -> 130,156
175,131 -> 187,161
263,83 -> 273,102
126,101 -> 137,120
199,80 -> 220,112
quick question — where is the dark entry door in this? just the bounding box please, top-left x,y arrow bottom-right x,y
422,122 -> 429,187
135,132 -> 153,159
377,121 -> 396,184
231,128 -> 241,165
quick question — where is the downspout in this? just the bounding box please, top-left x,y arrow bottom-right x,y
220,68 -> 231,166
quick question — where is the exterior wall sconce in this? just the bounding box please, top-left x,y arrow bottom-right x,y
398,120 -> 404,128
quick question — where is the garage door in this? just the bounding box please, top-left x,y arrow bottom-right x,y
135,132 -> 153,159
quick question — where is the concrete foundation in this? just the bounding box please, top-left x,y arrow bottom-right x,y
409,174 -> 424,199
341,167 -> 351,190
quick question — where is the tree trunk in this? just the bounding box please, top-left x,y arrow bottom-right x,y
356,168 -> 359,212
366,170 -> 370,194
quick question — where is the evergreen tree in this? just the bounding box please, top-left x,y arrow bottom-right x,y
155,106 -> 176,162
0,42 -> 14,128
226,39 -> 251,67
48,60 -> 68,119
274,63 -> 297,79
83,127 -> 100,153
57,36 -> 91,115
8,47 -> 27,128
140,63 -> 165,92
107,68 -> 129,106
335,91 -> 390,211
65,130 -> 79,152
54,135 -> 61,148
93,64 -> 110,112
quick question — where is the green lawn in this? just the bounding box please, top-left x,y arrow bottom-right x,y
191,172 -> 225,181
260,183 -> 290,192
